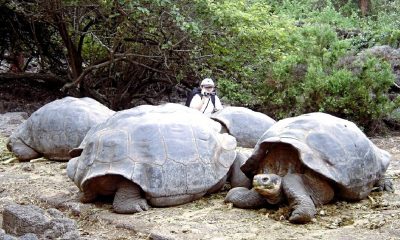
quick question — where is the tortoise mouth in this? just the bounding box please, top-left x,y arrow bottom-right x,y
253,181 -> 276,190
253,183 -> 280,197
252,174 -> 282,197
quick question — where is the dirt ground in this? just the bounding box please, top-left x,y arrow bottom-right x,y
0,111 -> 399,240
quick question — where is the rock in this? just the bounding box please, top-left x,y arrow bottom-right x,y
18,233 -> 39,240
363,46 -> 400,86
0,231 -> 38,240
148,232 -> 175,240
338,45 -> 400,87
2,204 -> 80,239
0,233 -> 18,240
20,163 -> 34,172
0,228 -> 16,240
0,112 -> 28,138
3,204 -> 49,236
43,218 -> 79,240
38,193 -> 91,217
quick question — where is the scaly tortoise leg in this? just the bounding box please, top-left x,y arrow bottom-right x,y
113,179 -> 149,214
224,187 -> 269,209
282,174 -> 317,223
282,173 -> 334,224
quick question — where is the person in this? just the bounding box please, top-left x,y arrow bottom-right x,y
189,78 -> 223,115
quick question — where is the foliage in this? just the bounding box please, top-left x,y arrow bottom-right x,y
320,58 -> 396,126
0,135 -> 14,162
190,0 -> 297,105
191,0 -> 399,132
0,0 -> 211,107
0,1 -> 66,75
1,0 -> 399,132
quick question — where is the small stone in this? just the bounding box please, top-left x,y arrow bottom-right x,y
21,163 -> 34,172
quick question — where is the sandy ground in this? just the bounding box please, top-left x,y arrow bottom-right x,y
0,112 -> 400,240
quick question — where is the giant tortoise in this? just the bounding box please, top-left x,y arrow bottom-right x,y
7,97 -> 115,161
67,103 -> 249,213
211,106 -> 276,148
225,112 -> 392,223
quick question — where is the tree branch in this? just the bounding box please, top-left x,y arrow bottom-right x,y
0,72 -> 67,86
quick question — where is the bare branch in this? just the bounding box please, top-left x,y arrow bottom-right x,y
60,57 -> 126,91
0,72 -> 67,86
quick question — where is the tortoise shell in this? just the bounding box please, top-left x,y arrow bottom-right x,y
67,103 -> 237,205
211,106 -> 276,148
7,97 -> 114,161
241,112 -> 391,200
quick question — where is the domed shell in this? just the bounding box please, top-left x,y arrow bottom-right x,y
241,112 -> 391,200
67,103 -> 237,203
8,97 -> 115,160
211,106 -> 276,148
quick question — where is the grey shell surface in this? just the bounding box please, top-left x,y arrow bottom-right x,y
8,97 -> 115,160
211,106 -> 276,148
241,112 -> 391,200
67,103 -> 236,203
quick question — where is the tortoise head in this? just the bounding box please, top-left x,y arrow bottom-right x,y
253,173 -> 283,204
6,134 -> 40,161
6,134 -> 16,152
67,157 -> 79,181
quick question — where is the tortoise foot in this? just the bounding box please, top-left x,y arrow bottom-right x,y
375,178 -> 394,192
79,191 -> 96,203
113,180 -> 149,214
113,198 -> 149,214
288,208 -> 315,224
225,187 -> 268,209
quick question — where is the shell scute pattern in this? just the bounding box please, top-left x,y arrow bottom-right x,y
211,106 -> 276,148
68,103 -> 236,203
7,97 -> 114,161
96,130 -> 129,163
243,112 -> 390,200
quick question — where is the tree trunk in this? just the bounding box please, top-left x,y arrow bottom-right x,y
360,0 -> 369,16
45,0 -> 83,80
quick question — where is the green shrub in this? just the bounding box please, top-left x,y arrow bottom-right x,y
189,0 -> 399,132
259,48 -> 397,132
311,57 -> 397,130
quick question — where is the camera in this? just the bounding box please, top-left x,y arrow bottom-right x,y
203,92 -> 216,96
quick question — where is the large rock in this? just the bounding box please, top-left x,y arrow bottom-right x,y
2,204 -> 80,239
362,46 -> 400,87
338,45 -> 400,87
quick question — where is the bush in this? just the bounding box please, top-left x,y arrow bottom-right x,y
193,0 -> 399,132
258,43 -> 397,132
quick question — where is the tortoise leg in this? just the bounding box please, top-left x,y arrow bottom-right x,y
228,152 -> 251,188
282,173 -> 334,224
113,179 -> 149,214
282,174 -> 316,223
224,187 -> 269,209
374,177 -> 394,192
79,191 -> 97,203
209,151 -> 252,195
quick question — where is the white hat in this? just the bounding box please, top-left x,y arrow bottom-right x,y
200,78 -> 214,86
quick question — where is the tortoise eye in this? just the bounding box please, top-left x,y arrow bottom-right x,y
261,176 -> 269,182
